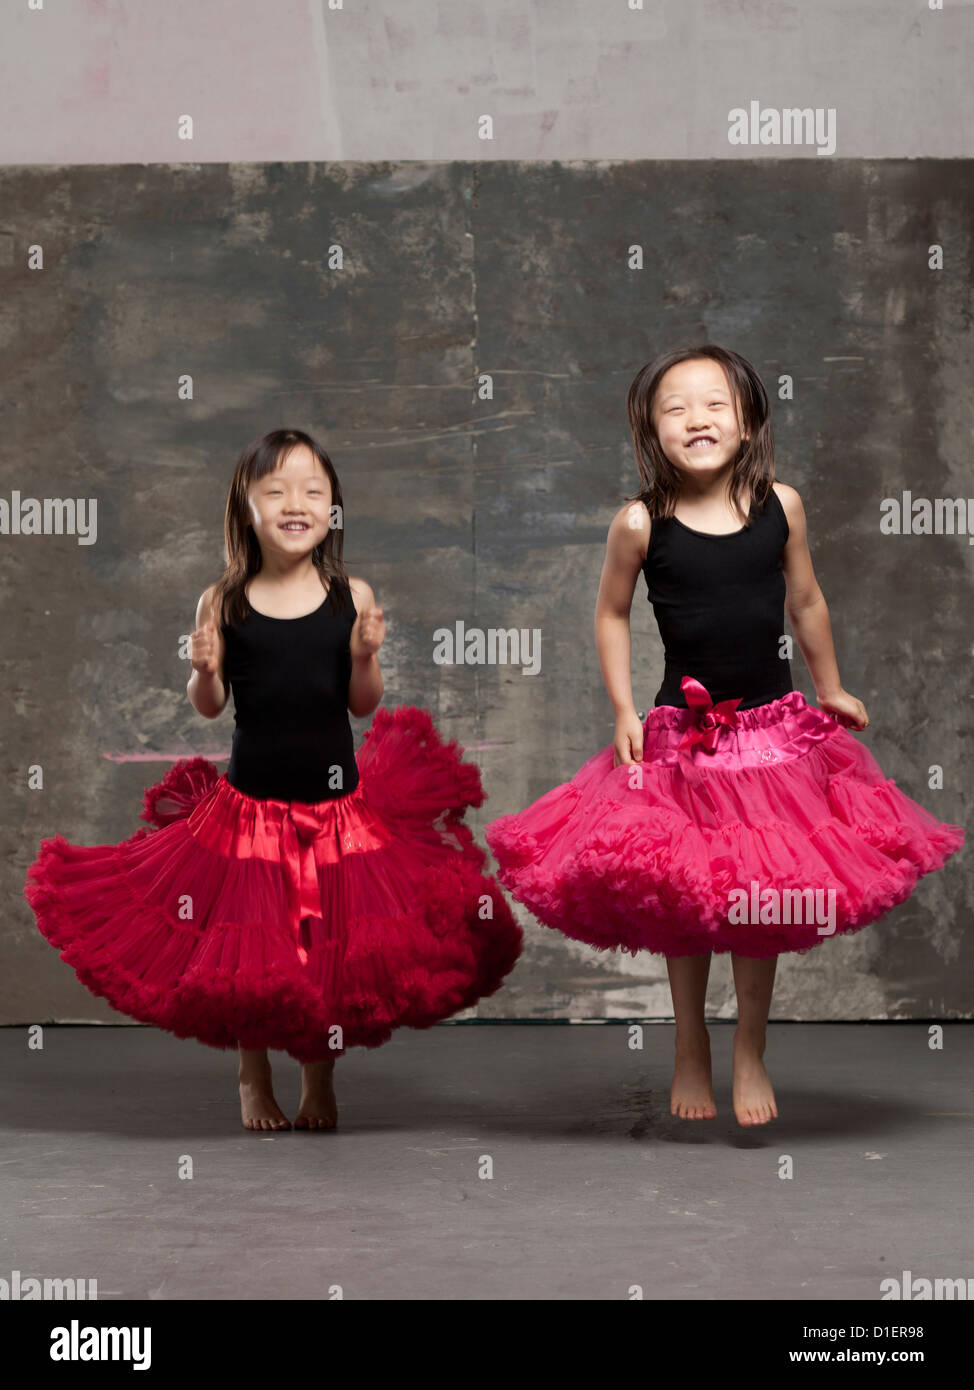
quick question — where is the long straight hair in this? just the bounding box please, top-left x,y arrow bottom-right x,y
625,345 -> 776,527
210,429 -> 352,630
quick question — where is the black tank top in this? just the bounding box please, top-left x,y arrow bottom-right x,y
642,487 -> 794,710
222,581 -> 360,803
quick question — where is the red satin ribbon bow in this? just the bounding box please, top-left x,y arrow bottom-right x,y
677,675 -> 742,756
279,802 -> 327,965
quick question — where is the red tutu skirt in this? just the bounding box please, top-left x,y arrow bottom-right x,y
484,682 -> 965,959
24,706 -> 523,1060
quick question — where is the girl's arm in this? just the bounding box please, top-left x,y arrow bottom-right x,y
774,483 -> 868,729
347,576 -> 384,718
187,585 -> 229,718
596,502 -> 651,763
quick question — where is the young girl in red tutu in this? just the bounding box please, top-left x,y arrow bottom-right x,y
25,429 -> 522,1131
485,345 -> 964,1128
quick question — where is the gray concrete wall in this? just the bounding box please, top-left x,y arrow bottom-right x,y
1,1 -> 972,163
3,157 -> 970,1025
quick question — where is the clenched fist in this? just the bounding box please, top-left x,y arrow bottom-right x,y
350,604 -> 385,661
190,620 -> 224,677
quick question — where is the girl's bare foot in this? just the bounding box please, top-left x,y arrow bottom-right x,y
670,1028 -> 717,1119
732,1029 -> 778,1126
729,956 -> 778,1125
238,1049 -> 291,1131
295,1057 -> 338,1130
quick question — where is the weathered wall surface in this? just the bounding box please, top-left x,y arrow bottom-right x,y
1,1 -> 971,163
3,158 -> 970,1023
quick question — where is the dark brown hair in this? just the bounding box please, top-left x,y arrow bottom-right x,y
625,344 -> 775,527
209,429 -> 352,630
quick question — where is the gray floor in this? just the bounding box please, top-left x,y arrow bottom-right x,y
3,1023 -> 971,1300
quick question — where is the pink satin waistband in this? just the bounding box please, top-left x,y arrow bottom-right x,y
644,680 -> 840,773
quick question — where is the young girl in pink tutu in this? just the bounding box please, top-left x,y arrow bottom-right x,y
25,429 -> 522,1131
485,345 -> 964,1129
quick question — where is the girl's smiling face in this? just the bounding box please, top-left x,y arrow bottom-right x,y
246,444 -> 333,556
651,358 -> 748,475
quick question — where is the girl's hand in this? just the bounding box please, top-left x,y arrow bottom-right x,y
818,689 -> 868,730
613,710 -> 645,767
189,620 -> 224,677
350,603 -> 386,660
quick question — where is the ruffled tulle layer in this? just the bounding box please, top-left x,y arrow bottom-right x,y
484,691 -> 965,958
25,706 -> 523,1058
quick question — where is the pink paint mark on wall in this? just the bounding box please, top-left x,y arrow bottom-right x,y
458,742 -> 514,752
104,743 -> 509,761
83,61 -> 110,100
102,751 -> 229,763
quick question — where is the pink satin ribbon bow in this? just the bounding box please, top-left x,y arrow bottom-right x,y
677,675 -> 743,758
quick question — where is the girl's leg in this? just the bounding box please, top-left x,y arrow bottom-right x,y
667,953 -> 717,1119
238,1045 -> 291,1132
730,954 -> 778,1126
295,1055 -> 339,1131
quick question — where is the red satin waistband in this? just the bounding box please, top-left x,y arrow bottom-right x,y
185,775 -> 395,963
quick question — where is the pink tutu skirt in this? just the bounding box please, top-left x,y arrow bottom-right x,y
484,682 -> 965,959
24,706 -> 523,1060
